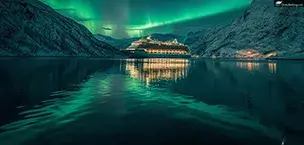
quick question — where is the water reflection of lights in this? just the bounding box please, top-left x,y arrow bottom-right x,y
236,61 -> 277,74
143,62 -> 188,70
268,62 -> 277,74
125,59 -> 189,86
236,62 -> 260,71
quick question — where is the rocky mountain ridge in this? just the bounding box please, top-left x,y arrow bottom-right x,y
0,0 -> 121,57
186,0 -> 304,58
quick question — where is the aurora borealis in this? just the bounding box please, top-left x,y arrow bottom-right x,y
40,0 -> 252,38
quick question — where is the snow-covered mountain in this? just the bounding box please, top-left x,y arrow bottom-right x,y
183,29 -> 209,54
186,0 -> 304,58
94,34 -> 139,50
0,0 -> 121,57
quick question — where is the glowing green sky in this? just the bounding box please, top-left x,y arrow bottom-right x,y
40,0 -> 252,38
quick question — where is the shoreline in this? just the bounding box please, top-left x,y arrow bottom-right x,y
0,56 -> 304,61
0,56 -> 126,59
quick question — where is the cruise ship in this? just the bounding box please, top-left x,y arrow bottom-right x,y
121,36 -> 191,58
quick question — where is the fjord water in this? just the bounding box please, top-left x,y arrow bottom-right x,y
0,58 -> 303,145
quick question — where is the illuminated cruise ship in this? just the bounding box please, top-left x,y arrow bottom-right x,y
121,36 -> 191,58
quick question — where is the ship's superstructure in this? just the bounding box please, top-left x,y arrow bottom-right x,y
122,36 -> 191,58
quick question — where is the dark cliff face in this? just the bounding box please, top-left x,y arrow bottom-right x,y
95,34 -> 139,50
0,0 -> 121,57
186,0 -> 304,58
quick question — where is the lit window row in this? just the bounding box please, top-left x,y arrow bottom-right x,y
146,49 -> 187,54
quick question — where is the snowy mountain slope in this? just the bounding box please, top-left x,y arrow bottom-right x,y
95,34 -> 139,50
186,0 -> 304,58
0,0 -> 121,57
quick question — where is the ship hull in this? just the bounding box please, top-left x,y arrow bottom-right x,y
121,50 -> 191,58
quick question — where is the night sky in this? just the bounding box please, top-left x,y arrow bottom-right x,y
40,0 -> 252,38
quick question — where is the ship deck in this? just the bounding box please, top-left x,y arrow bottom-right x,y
121,49 -> 191,58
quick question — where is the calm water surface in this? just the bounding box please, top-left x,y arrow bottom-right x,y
0,58 -> 304,145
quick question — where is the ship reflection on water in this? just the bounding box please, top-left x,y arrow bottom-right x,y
124,59 -> 278,86
124,58 -> 190,86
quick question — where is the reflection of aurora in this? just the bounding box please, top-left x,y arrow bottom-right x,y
0,71 -> 282,145
0,73 -> 102,145
125,58 -> 189,86
123,76 -> 282,140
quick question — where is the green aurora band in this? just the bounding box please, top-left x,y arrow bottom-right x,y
40,0 -> 253,37
40,0 -> 252,37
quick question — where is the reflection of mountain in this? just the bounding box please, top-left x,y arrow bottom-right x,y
0,58 -> 119,126
172,59 -> 304,135
125,59 -> 189,86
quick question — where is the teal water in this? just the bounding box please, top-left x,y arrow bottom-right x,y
0,58 -> 303,145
